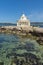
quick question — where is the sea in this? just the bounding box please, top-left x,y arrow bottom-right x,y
0,22 -> 43,27
0,23 -> 43,65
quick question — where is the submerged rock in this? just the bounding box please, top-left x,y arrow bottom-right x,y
0,62 -> 4,65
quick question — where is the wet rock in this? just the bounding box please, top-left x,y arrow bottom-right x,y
37,37 -> 43,45
0,62 -> 4,65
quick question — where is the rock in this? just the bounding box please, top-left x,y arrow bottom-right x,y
0,62 -> 4,65
37,37 -> 43,45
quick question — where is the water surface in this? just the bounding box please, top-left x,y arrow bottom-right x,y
0,34 -> 43,65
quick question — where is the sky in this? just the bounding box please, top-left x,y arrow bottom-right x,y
0,0 -> 43,23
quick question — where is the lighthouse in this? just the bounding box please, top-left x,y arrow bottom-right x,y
17,14 -> 30,28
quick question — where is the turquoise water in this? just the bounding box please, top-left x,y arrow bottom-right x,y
0,34 -> 43,65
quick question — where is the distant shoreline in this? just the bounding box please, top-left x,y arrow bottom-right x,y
0,22 -> 43,27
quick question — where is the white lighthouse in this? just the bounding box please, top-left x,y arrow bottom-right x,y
17,14 -> 30,28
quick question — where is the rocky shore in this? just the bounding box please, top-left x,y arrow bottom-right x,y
0,26 -> 43,36
0,26 -> 43,45
0,26 -> 43,65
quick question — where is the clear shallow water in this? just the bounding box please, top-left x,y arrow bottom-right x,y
0,34 -> 43,65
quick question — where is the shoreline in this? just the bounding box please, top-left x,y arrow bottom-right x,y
0,26 -> 43,35
0,26 -> 43,45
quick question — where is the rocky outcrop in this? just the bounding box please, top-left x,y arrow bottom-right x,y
0,26 -> 43,36
33,27 -> 43,33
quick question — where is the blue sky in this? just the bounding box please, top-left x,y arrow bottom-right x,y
0,0 -> 43,23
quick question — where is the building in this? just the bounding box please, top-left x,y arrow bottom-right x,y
17,14 -> 30,28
